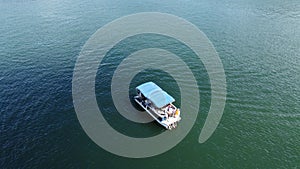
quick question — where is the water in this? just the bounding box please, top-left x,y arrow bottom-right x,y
1,0 -> 299,168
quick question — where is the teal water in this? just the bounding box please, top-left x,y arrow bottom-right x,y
1,0 -> 300,168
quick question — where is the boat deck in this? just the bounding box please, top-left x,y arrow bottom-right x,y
134,96 -> 181,129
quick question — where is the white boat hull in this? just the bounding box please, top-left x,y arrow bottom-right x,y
134,96 -> 181,130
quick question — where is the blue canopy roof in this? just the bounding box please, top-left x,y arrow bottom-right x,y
136,82 -> 175,108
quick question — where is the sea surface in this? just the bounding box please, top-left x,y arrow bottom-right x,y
1,0 -> 300,168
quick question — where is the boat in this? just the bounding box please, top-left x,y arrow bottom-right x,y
134,82 -> 181,130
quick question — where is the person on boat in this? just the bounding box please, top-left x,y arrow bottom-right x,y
167,105 -> 175,117
145,100 -> 151,108
166,105 -> 173,117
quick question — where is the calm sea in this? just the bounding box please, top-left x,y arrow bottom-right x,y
1,0 -> 299,168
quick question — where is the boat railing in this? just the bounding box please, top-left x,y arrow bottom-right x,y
149,107 -> 165,118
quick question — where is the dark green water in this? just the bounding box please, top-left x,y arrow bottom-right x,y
1,0 -> 299,168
